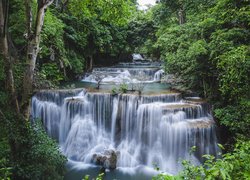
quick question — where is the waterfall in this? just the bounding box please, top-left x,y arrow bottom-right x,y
132,53 -> 144,61
82,62 -> 164,84
32,89 -> 219,174
82,68 -> 161,83
154,69 -> 164,82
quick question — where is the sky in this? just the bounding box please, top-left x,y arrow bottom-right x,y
137,0 -> 156,10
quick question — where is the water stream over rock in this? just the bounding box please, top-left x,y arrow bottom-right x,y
32,62 -> 220,179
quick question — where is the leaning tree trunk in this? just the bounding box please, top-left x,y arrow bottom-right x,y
22,0 -> 54,118
0,0 -> 19,113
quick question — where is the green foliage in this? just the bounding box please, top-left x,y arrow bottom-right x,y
41,9 -> 67,65
66,50 -> 85,75
83,173 -> 104,180
8,0 -> 26,48
154,0 -> 250,101
1,0 -> 249,178
149,0 -> 250,134
68,0 -> 135,26
153,173 -> 181,180
34,70 -> 55,89
0,91 -> 8,107
111,87 -> 118,95
0,121 -> 11,180
62,14 -> 88,50
96,173 -> 104,180
7,1 -> 134,83
0,57 -> 5,81
215,99 -> 250,137
60,0 -> 135,72
155,21 -> 214,95
119,83 -> 128,93
127,9 -> 157,57
5,116 -> 67,180
13,62 -> 25,93
217,46 -> 250,101
154,141 -> 250,180
41,63 -> 64,86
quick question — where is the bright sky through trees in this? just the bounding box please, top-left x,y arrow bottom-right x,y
138,0 -> 156,10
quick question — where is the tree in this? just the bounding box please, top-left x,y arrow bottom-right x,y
0,0 -> 19,112
22,0 -> 54,117
127,9 -> 157,56
68,0 -> 135,70
1,2 -> 67,178
159,0 -> 216,25
159,0 -> 186,24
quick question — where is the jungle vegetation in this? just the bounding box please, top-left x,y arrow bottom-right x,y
0,0 -> 249,179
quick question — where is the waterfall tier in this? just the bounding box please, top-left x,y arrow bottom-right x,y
32,89 -> 219,174
82,67 -> 164,84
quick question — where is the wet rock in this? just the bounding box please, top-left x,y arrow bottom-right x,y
188,119 -> 214,129
92,149 -> 117,170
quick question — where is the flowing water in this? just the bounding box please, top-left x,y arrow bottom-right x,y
32,62 -> 220,180
82,62 -> 164,84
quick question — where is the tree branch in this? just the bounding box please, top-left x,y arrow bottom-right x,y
44,0 -> 54,8
24,0 -> 33,38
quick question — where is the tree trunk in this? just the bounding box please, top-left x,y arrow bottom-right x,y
178,7 -> 186,25
0,0 -> 19,113
89,55 -> 93,71
22,0 -> 54,118
60,0 -> 69,12
55,0 -> 59,7
202,78 -> 207,98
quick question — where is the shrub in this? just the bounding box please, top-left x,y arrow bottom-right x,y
153,141 -> 250,180
215,99 -> 250,138
119,83 -> 128,93
5,116 -> 67,180
41,63 -> 64,86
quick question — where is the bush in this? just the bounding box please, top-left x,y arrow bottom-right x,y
66,50 -> 85,76
119,83 -> 128,93
217,46 -> 250,102
215,99 -> 250,138
5,115 -> 67,180
0,120 -> 11,180
111,87 -> 117,95
153,141 -> 250,180
41,63 -> 64,86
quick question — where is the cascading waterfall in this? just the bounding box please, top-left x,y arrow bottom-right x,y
32,89 -> 219,174
82,64 -> 164,84
154,69 -> 164,82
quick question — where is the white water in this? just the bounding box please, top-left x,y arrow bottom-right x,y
32,89 -> 219,174
154,69 -> 164,82
132,54 -> 144,61
82,68 -> 164,84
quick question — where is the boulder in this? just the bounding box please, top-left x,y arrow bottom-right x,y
92,149 -> 118,170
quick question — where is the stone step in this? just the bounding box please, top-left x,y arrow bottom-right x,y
161,102 -> 210,119
187,118 -> 214,129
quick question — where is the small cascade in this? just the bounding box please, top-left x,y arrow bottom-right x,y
82,60 -> 163,84
83,68 -> 161,84
32,89 -> 219,174
132,53 -> 144,61
154,69 -> 164,82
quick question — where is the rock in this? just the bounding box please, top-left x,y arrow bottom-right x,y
188,119 -> 214,129
92,149 -> 117,170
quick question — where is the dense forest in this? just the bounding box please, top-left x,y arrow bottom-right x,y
0,0 -> 249,179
